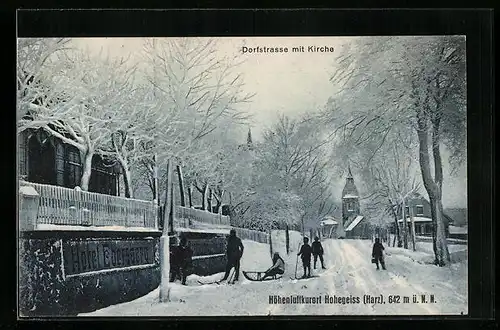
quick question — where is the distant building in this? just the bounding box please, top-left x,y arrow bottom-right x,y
320,216 -> 338,238
394,193 -> 454,238
445,208 -> 468,240
341,166 -> 370,239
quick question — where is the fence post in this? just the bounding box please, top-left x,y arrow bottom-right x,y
19,185 -> 40,231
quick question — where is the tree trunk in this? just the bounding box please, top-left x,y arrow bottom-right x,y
301,215 -> 305,236
389,200 -> 402,247
187,183 -> 193,208
416,108 -> 450,265
79,150 -> 93,191
430,195 -> 450,265
153,154 -> 159,202
409,205 -> 416,251
207,187 -> 212,212
285,224 -> 290,255
201,184 -> 209,211
401,200 -> 408,249
269,229 -> 273,259
213,190 -> 224,214
176,165 -> 186,207
122,162 -> 133,198
162,159 -> 175,235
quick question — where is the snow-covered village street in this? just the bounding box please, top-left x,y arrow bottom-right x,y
18,36 -> 471,318
81,232 -> 467,316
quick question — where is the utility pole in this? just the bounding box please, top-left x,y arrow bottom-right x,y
159,159 -> 174,302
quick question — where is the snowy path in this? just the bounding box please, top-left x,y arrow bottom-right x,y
81,238 -> 467,317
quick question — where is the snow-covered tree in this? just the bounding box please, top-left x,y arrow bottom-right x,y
17,38 -> 72,118
324,36 -> 466,265
18,48 -> 137,191
139,38 -> 253,204
260,114 -> 336,230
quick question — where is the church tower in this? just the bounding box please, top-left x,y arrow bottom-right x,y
341,165 -> 361,226
247,127 -> 253,150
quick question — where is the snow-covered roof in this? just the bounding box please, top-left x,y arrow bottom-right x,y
345,215 -> 364,231
397,217 -> 432,223
342,194 -> 358,199
449,225 -> 467,234
321,219 -> 338,226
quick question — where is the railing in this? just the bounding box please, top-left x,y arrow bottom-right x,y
20,181 -> 157,229
175,206 -> 230,227
232,227 -> 269,244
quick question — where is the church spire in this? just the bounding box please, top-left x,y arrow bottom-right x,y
347,164 -> 353,178
247,127 -> 253,147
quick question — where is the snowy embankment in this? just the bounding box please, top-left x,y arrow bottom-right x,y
386,241 -> 467,264
80,233 -> 467,316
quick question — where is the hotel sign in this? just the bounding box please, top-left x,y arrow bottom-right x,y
62,239 -> 156,276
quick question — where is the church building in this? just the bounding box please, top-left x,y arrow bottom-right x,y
341,166 -> 371,239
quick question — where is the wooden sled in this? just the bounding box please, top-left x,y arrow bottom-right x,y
242,271 -> 283,281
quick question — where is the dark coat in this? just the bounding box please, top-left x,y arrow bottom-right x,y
170,246 -> 180,268
298,244 -> 312,260
372,242 -> 385,258
311,241 -> 324,255
226,236 -> 244,260
177,245 -> 193,268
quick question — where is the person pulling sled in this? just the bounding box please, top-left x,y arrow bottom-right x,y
221,229 -> 244,282
312,236 -> 326,269
372,237 -> 386,270
297,237 -> 312,278
262,252 -> 285,280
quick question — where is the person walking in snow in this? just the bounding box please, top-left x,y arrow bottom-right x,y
297,237 -> 312,278
262,252 -> 285,280
312,236 -> 326,269
372,237 -> 386,270
178,236 -> 193,285
221,229 -> 244,282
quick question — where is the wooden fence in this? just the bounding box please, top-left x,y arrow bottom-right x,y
175,206 -> 230,227
20,181 -> 157,228
232,227 -> 269,244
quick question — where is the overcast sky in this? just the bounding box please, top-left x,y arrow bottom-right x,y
71,37 -> 467,209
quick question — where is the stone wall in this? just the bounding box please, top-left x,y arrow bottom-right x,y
173,230 -> 228,277
19,230 -> 161,317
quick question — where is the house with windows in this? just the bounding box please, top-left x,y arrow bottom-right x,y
18,128 -> 122,195
395,193 -> 454,237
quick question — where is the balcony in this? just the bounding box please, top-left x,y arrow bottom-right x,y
18,181 -> 233,233
19,180 -> 158,231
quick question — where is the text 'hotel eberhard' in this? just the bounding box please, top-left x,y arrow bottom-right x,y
242,46 -> 335,54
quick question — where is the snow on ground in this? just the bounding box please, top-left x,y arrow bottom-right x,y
416,241 -> 467,254
80,235 -> 467,317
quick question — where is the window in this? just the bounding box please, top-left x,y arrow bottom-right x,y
89,155 -> 118,196
27,133 -> 57,185
405,206 -> 410,217
64,145 -> 82,188
416,205 -> 424,216
347,201 -> 354,212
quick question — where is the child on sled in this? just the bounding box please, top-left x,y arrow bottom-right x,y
262,252 -> 285,280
